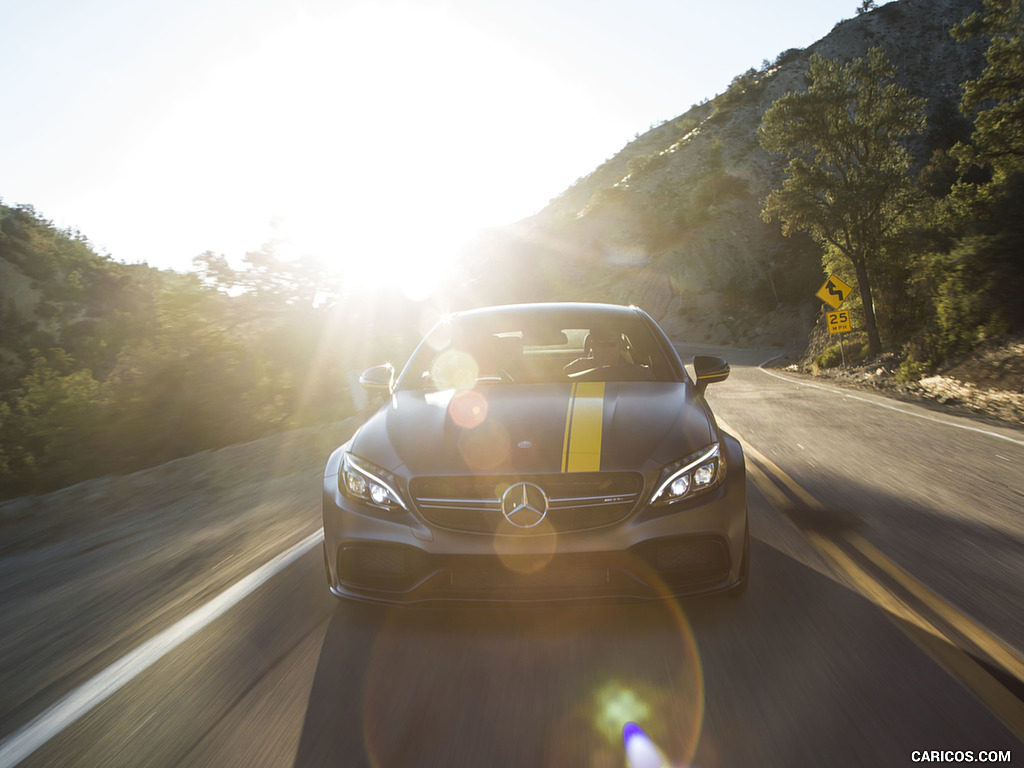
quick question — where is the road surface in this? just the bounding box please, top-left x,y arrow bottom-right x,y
1,346 -> 1022,767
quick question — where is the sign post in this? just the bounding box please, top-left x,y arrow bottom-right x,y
815,274 -> 853,367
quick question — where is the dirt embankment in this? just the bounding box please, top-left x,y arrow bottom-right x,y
772,338 -> 1024,428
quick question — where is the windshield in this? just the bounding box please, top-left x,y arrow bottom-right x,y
397,308 -> 678,389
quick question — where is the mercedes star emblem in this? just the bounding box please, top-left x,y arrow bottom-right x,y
500,482 -> 549,529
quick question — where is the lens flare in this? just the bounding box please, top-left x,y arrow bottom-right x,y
448,389 -> 488,429
361,592 -> 705,768
492,521 -> 557,574
597,686 -> 652,741
623,722 -> 670,768
359,548 -> 706,768
430,349 -> 477,389
457,417 -> 509,472
421,309 -> 451,346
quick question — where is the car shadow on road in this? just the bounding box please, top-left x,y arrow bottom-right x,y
775,471 -> 1024,658
291,536 -> 1019,768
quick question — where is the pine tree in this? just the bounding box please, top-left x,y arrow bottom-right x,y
953,0 -> 1024,181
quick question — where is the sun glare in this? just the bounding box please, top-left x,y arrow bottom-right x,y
119,2 -> 584,290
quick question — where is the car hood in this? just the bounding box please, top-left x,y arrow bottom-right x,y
350,382 -> 713,477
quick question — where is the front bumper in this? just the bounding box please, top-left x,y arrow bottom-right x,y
323,437 -> 747,605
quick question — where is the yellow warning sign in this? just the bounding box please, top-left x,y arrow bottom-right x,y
816,274 -> 853,309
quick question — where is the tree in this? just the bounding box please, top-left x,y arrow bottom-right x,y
0,351 -> 112,494
934,0 -> 1024,348
952,0 -> 1024,182
759,47 -> 926,355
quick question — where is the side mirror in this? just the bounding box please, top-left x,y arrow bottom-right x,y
359,364 -> 395,394
693,355 -> 730,394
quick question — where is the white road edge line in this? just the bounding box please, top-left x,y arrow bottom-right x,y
757,355 -> 1024,448
0,528 -> 325,768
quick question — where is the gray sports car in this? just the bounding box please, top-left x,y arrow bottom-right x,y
322,302 -> 748,604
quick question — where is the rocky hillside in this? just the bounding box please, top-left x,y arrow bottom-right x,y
454,0 -> 987,349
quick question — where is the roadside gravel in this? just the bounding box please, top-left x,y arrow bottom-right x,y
767,339 -> 1024,429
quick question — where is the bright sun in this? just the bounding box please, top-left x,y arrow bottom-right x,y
124,3 -> 580,296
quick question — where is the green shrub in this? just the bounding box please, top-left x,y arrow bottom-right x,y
815,344 -> 845,369
895,357 -> 925,382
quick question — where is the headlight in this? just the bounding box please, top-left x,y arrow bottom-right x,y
650,443 -> 724,505
340,453 -> 408,511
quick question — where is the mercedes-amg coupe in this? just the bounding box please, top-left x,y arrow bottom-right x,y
322,302 -> 748,604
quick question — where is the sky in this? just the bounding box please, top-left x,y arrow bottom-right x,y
2,0 -> 885,288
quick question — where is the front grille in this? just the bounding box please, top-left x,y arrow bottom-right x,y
410,472 -> 643,534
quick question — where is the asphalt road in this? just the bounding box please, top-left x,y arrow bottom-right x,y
2,347 -> 1023,767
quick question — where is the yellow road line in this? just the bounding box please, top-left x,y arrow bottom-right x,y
811,532 -> 1024,741
719,418 -> 823,511
808,531 -> 945,639
848,531 -> 1024,685
719,417 -> 1024,739
744,461 -> 795,513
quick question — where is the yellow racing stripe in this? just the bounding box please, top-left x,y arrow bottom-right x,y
561,382 -> 576,472
562,381 -> 605,472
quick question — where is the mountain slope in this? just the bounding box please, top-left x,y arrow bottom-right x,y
452,0 -> 987,348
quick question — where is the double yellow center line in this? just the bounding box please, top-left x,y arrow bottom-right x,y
719,418 -> 1024,742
